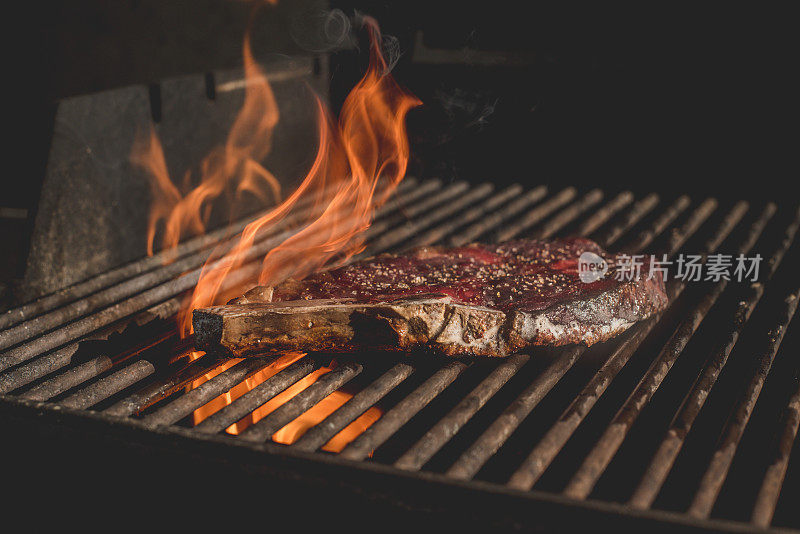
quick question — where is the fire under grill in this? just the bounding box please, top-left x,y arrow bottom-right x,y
1,180 -> 799,532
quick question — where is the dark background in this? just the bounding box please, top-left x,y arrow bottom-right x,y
2,1 -> 797,285
8,1 -> 798,201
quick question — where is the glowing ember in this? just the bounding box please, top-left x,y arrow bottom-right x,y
191,354 -> 381,452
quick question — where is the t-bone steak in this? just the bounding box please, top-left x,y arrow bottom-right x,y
193,237 -> 668,357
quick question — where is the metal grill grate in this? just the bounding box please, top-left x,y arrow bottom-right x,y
1,179 -> 798,532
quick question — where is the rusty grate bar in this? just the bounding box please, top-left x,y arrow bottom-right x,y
0,183 -> 437,373
629,205 -> 800,509
142,357 -> 274,427
0,178 -> 420,333
688,289 -> 800,518
751,374 -> 800,527
194,356 -> 318,434
362,181 -> 471,240
575,191 -> 634,237
402,184 -> 527,250
494,187 -> 579,242
594,193 -> 661,248
561,204 -> 775,500
239,361 -> 363,442
621,195 -> 691,254
394,353 -> 529,471
58,360 -> 157,410
293,363 -> 415,452
103,354 -> 232,417
20,356 -> 115,402
340,361 -> 469,461
445,196 -> 707,481
449,186 -> 553,246
358,183 -> 495,258
528,189 -> 604,240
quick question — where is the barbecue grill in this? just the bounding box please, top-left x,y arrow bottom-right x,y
5,2 -> 799,532
2,174 -> 798,531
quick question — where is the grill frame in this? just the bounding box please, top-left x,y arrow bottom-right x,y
1,180 -> 798,533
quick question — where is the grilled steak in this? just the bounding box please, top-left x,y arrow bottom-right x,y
194,237 -> 668,357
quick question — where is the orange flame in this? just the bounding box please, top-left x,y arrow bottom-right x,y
191,355 -> 381,452
180,16 -> 420,335
131,31 -> 281,257
147,12 -> 417,450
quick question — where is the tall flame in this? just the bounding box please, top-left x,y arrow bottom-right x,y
139,11 -> 419,450
131,32 -> 282,257
181,16 -> 420,335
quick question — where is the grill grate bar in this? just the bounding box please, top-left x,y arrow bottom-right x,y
0,344 -> 84,394
688,289 -> 800,518
58,359 -> 156,410
293,363 -> 415,452
394,353 -> 530,471
575,191 -> 634,237
340,361 -> 469,461
189,187 -> 590,449
322,190 -> 645,466
504,202 -> 750,491
239,361 -> 363,442
104,183 -> 496,424
20,355 -> 114,402
751,375 -> 800,527
0,179 -> 418,352
358,183 -> 495,258
450,186 -> 554,246
362,182 -> 470,241
562,203 -> 775,500
13,329 -> 178,399
528,189 -> 604,240
143,357 -> 273,427
658,199 -> 720,257
445,196 -> 707,481
3,179 -> 796,530
0,259 -> 259,382
0,183 -> 431,372
401,184 -> 526,250
195,355 -> 318,434
104,353 -> 227,417
0,177 -> 417,332
0,181 -> 440,387
621,195 -> 691,254
494,187 -> 578,242
0,181 -> 459,410
629,205 -> 800,509
595,193 -> 660,248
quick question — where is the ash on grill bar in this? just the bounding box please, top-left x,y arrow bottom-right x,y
3,2 -> 798,532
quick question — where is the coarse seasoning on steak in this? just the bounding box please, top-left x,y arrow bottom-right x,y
193,237 -> 668,358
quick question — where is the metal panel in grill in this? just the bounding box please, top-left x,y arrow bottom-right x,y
1,178 -> 799,532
